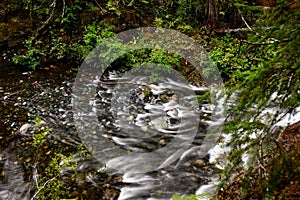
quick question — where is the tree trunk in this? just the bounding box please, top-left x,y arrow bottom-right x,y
205,0 -> 218,30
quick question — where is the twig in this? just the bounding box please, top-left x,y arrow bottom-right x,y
237,8 -> 291,44
94,0 -> 108,12
31,175 -> 59,200
1,91 -> 20,104
34,0 -> 52,11
241,38 -> 291,45
214,27 -> 272,33
214,27 -> 252,33
237,8 -> 252,31
34,0 -> 57,37
61,0 -> 66,19
32,81 -> 44,92
257,155 -> 267,178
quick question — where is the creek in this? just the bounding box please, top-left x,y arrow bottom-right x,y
0,61 -> 226,200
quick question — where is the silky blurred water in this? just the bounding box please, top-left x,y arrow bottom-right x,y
76,69 -> 226,199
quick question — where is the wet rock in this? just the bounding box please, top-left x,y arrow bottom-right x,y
18,123 -> 32,136
69,190 -> 80,197
75,172 -> 86,186
158,139 -> 166,146
183,162 -> 191,167
201,104 -> 215,114
103,188 -> 118,200
194,159 -> 205,167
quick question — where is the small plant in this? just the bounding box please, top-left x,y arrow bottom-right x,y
73,22 -> 116,57
32,117 -> 50,147
12,39 -> 45,69
106,0 -> 122,16
16,117 -> 94,199
209,34 -> 253,80
61,4 -> 83,29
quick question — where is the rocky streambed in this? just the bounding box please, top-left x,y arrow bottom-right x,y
0,62 -> 224,199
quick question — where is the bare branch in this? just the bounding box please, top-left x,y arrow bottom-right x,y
31,175 -> 59,200
214,26 -> 272,33
94,0 -> 108,12
34,0 -> 57,36
241,38 -> 292,45
237,9 -> 252,31
34,1 -> 52,11
61,0 -> 66,19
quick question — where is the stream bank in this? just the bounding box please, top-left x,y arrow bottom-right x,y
0,61 -> 126,199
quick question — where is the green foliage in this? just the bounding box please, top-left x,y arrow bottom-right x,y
197,91 -> 211,104
32,117 -> 53,147
73,22 -> 116,57
106,0 -> 151,16
149,50 -> 180,67
110,48 -> 181,82
152,0 -> 205,30
37,153 -> 68,199
34,147 -> 93,200
218,0 -> 300,198
32,128 -> 49,147
33,146 -> 96,200
11,0 -> 102,68
106,0 -> 122,16
14,117 -> 97,199
83,23 -> 116,47
209,34 -> 255,80
12,39 -> 45,69
12,35 -> 75,68
61,4 -> 83,29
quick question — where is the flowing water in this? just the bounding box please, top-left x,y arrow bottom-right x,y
0,61 -> 226,199
71,65 -> 226,199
